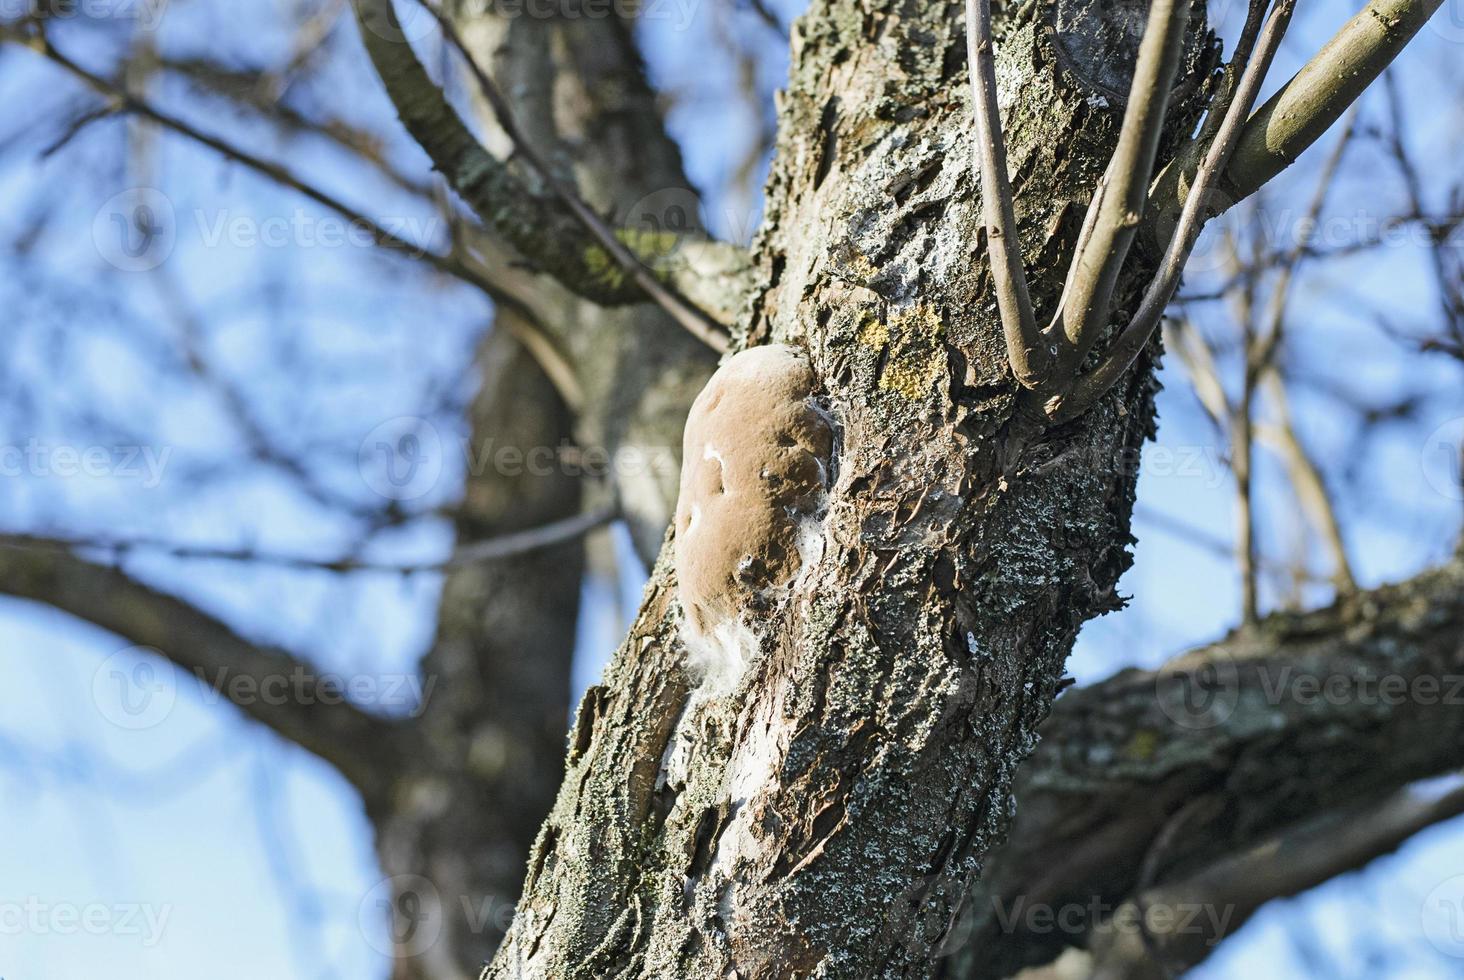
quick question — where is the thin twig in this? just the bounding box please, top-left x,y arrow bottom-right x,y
966,0 -> 1046,388
1052,0 -> 1295,423
1259,372 -> 1357,593
1249,114 -> 1359,593
1045,0 -> 1193,363
1134,505 -> 1334,585
1164,317 -> 1230,425
414,0 -> 731,353
1382,70 -> 1464,348
742,0 -> 786,35
1235,308 -> 1261,625
1192,1 -> 1269,154
0,506 -> 615,575
157,54 -> 436,199
1249,105 -> 1359,385
0,22 -> 583,409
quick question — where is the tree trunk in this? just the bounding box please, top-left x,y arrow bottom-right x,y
487,2 -> 1221,976
452,1 -> 723,561
371,7 -> 726,974
373,322 -> 584,980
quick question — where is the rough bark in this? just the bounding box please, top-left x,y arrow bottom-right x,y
946,557 -> 1464,978
487,2 -> 1221,976
363,7 -> 740,974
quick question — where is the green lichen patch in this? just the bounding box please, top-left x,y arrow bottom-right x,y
875,304 -> 947,400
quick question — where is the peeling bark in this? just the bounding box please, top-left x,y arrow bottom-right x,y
487,2 -> 1223,976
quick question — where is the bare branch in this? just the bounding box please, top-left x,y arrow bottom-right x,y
414,0 -> 731,353
0,21 -> 583,409
1382,70 -> 1464,350
1088,784 -> 1464,979
0,506 -> 614,575
157,54 -> 436,199
1165,319 -> 1359,596
1249,108 -> 1359,381
1171,117 -> 1359,597
1136,502 -> 1334,585
1191,1 -> 1270,153
0,545 -> 404,797
965,0 -> 1045,388
1234,309 -> 1261,625
1163,318 -> 1229,424
350,0 -> 733,351
1046,0 -> 1192,363
4,27 -> 478,292
1051,0 -> 1295,423
1258,372 -> 1357,593
1152,0 -> 1447,222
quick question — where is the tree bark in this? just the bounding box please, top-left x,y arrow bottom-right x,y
487,2 -> 1221,976
947,557 -> 1464,978
366,6 -> 737,973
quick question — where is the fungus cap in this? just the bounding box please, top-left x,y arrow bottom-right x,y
674,344 -> 832,683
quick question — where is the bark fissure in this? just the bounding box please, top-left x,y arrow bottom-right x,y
488,2 -> 1220,975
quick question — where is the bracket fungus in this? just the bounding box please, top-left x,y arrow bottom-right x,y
674,344 -> 833,693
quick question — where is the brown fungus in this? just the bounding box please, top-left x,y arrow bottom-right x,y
674,344 -> 833,691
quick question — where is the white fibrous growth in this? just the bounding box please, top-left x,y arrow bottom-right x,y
673,344 -> 834,695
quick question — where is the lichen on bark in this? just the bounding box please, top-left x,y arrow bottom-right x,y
485,0 -> 1221,976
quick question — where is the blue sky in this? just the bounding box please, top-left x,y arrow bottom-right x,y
1,1 -> 1462,977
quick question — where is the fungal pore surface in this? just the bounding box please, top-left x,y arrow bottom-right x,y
674,344 -> 833,695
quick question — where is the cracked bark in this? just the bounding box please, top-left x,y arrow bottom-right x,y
947,558 -> 1464,979
486,1 -> 1226,975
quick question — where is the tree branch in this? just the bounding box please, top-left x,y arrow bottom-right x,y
413,0 -> 730,353
945,558 -> 1464,979
1051,0 -> 1295,423
350,0 -> 738,346
1047,0 -> 1192,364
0,544 -> 404,798
1151,0 -> 1447,224
1258,371 -> 1357,594
1087,783 -> 1464,979
157,54 -> 437,199
0,506 -> 614,574
0,20 -> 583,409
965,0 -> 1045,388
